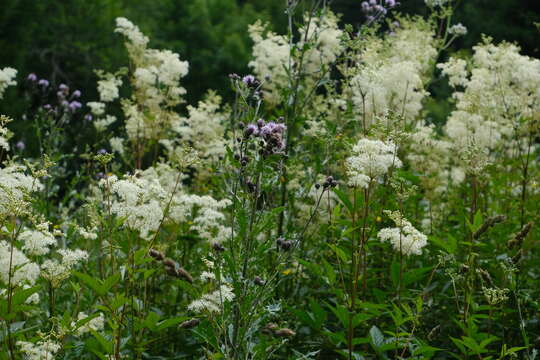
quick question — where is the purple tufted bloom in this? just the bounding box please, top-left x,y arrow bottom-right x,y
27,73 -> 37,82
361,1 -> 370,11
57,91 -> 65,99
244,123 -> 259,137
16,141 -> 25,151
260,122 -> 287,153
72,90 -> 81,98
43,104 -> 52,111
69,101 -> 82,111
242,75 -> 256,86
38,79 -> 49,88
59,83 -> 69,92
97,149 -> 107,155
84,114 -> 93,122
256,118 -> 265,128
386,0 -> 396,7
369,0 -> 377,5
61,100 -> 69,108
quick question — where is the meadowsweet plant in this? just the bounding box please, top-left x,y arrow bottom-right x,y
0,0 -> 539,359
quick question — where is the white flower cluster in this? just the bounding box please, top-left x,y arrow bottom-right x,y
141,165 -> 232,243
41,248 -> 89,288
407,123 -> 464,196
0,67 -> 17,99
0,241 -> 40,286
99,164 -> 231,242
188,284 -> 235,313
425,0 -> 449,7
248,10 -> 343,105
247,21 -> 289,104
114,17 -> 149,47
0,164 -> 43,218
71,312 -> 105,335
346,138 -> 402,188
448,23 -> 467,36
439,39 -> 540,152
165,91 -> 228,166
19,226 -> 58,256
349,18 -> 437,126
0,115 -> 13,151
113,17 -> 189,142
97,72 -> 123,102
377,210 -> 428,255
17,340 -> 61,360
298,11 -> 344,77
102,173 -> 165,240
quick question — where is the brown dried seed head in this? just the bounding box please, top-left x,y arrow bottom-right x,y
149,248 -> 164,261
473,215 -> 506,239
508,222 -> 533,249
512,249 -> 523,264
163,258 -> 176,268
164,265 -> 177,277
177,267 -> 193,283
179,318 -> 200,329
274,328 -> 296,337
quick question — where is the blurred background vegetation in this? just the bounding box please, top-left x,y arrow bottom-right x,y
0,0 -> 538,125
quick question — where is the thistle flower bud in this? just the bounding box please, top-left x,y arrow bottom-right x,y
179,318 -> 200,329
279,240 -> 292,251
254,276 -> 265,286
27,73 -> 37,82
212,242 -> 225,252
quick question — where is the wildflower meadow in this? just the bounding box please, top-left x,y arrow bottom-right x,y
0,0 -> 539,359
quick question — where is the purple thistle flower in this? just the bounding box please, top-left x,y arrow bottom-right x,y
369,0 -> 377,5
386,0 -> 396,7
16,141 -> 25,151
97,149 -> 108,155
43,104 -> 52,111
256,118 -> 265,128
61,100 -> 69,108
38,79 -> 49,88
84,114 -> 93,122
242,75 -> 256,86
244,124 -> 259,137
69,101 -> 82,112
72,90 -> 81,98
59,84 -> 69,93
27,73 -> 37,82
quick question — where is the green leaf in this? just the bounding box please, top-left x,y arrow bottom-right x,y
333,188 -> 353,213
369,325 -> 384,349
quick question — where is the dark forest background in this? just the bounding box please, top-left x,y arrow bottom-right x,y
0,0 -> 538,122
